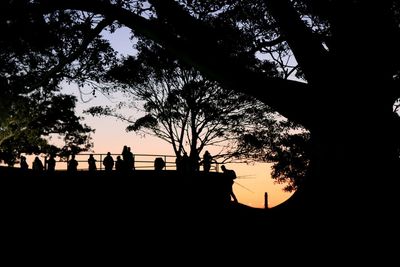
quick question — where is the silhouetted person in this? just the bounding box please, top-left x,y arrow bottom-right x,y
88,154 -> 97,171
121,145 -> 134,171
126,147 -> 135,170
32,156 -> 44,171
121,145 -> 129,170
20,156 -> 28,170
115,156 -> 123,171
221,165 -> 238,203
46,155 -> 56,172
103,152 -> 114,171
121,145 -> 128,155
67,155 -> 78,172
154,157 -> 165,171
201,150 -> 213,172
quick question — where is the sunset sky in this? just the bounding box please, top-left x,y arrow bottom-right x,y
55,85 -> 293,209
2,26 -> 294,209
63,27 -> 294,209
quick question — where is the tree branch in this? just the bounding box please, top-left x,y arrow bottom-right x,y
31,16 -> 113,90
0,132 -> 16,147
250,36 -> 286,54
264,0 -> 329,83
36,0 -> 315,128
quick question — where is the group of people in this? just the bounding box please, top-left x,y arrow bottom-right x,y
175,150 -> 238,203
175,150 -> 216,173
18,145 -> 136,173
20,148 -> 216,173
18,148 -> 238,204
69,145 -> 135,172
201,151 -> 238,204
19,155 -> 56,172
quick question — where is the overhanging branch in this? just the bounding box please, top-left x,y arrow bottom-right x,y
264,0 -> 329,83
30,17 -> 113,91
36,0 -> 315,128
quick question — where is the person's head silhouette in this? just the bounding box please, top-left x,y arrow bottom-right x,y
221,165 -> 226,172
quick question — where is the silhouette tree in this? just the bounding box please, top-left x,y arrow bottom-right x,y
86,41 -> 279,163
0,92 -> 93,166
232,113 -> 310,192
2,1 -> 400,220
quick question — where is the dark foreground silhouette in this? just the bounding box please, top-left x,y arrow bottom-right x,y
0,166 -> 272,229
1,166 -> 390,261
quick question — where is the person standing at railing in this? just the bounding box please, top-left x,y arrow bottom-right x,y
88,154 -> 97,172
126,147 -> 135,171
154,157 -> 165,171
20,156 -> 29,170
115,156 -> 124,171
46,155 -> 56,172
32,156 -> 44,172
103,152 -> 114,171
67,155 -> 78,172
201,150 -> 214,173
121,145 -> 134,171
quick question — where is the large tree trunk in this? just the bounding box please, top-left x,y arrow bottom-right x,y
269,1 -> 399,229
273,76 -> 399,238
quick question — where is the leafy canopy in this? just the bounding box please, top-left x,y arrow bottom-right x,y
0,4 -> 117,164
87,40 -> 281,164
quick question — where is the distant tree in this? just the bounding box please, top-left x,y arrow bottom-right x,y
234,117 -> 310,192
86,41 -> 279,164
0,92 -> 93,166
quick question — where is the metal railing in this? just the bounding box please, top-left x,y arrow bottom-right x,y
47,153 -> 220,172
